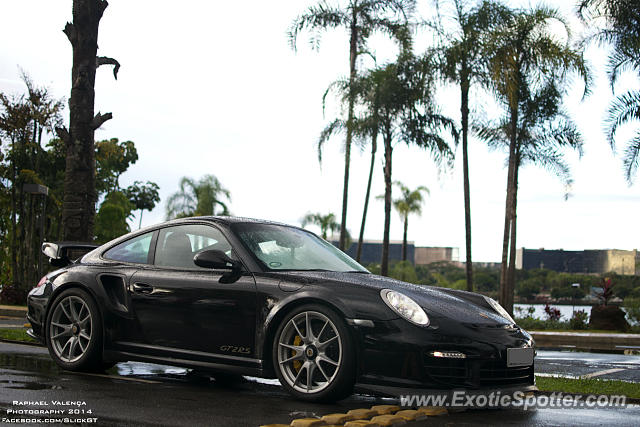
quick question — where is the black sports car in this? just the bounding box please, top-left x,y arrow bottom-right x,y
27,216 -> 535,402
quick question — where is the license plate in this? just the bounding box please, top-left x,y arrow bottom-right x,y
507,347 -> 534,367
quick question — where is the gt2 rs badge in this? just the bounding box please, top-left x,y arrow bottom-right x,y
220,345 -> 251,354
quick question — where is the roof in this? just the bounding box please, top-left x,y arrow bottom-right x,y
169,216 -> 294,227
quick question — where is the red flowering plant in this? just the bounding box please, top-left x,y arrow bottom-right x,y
598,278 -> 615,306
544,303 -> 562,321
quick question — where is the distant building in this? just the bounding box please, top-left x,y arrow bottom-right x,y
515,248 -> 637,275
414,247 -> 459,266
331,239 -> 414,266
331,238 -> 458,266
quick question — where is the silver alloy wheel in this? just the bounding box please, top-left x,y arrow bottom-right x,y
49,296 -> 92,363
277,311 -> 342,394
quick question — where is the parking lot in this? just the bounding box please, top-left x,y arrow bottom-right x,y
1,341 -> 639,426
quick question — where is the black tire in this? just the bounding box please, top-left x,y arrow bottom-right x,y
45,288 -> 104,372
272,304 -> 355,402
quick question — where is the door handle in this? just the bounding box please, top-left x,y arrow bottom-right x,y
132,282 -> 153,294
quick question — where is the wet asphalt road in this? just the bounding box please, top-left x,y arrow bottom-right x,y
536,350 -> 640,382
1,342 -> 640,426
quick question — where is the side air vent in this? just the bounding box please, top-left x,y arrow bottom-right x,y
99,274 -> 128,312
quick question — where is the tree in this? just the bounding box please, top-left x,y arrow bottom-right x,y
579,0 -> 640,183
387,181 -> 428,261
94,191 -> 133,243
301,212 -> 341,240
95,138 -> 138,196
483,5 -> 591,314
166,175 -> 230,219
318,73 -> 383,262
0,74 -> 64,298
432,0 -> 511,291
125,181 -> 160,229
55,0 -> 120,242
362,54 -> 456,276
289,0 -> 415,251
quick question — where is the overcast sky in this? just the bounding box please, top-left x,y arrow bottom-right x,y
1,1 -> 638,262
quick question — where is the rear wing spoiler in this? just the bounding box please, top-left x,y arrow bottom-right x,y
42,241 -> 99,267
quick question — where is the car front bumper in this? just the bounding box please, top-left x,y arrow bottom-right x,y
349,317 -> 536,392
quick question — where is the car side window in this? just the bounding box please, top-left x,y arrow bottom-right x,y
154,224 -> 233,269
103,232 -> 154,264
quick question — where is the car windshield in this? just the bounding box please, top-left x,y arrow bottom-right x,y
232,223 -> 369,273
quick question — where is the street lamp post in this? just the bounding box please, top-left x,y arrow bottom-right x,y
22,183 -> 49,278
571,283 -> 581,315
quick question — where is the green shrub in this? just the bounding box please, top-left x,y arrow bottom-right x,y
570,309 -> 589,330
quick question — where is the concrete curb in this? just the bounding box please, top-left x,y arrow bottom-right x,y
0,338 -> 44,347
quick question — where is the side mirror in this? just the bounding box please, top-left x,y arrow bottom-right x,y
194,249 -> 238,270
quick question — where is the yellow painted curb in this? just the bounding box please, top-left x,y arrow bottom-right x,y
395,410 -> 427,421
290,418 -> 326,427
370,405 -> 400,415
321,413 -> 354,424
344,420 -> 381,427
370,415 -> 406,426
417,406 -> 448,416
347,409 -> 379,420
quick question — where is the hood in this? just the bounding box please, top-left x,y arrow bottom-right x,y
273,271 -> 512,327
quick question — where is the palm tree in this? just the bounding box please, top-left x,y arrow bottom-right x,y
301,212 -> 341,240
318,74 -> 383,262
364,54 -> 456,276
579,0 -> 640,183
166,175 -> 230,219
483,5 -> 591,314
289,0 -> 415,250
391,182 -> 429,261
432,0 -> 511,292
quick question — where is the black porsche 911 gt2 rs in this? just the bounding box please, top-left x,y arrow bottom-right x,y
27,216 -> 535,402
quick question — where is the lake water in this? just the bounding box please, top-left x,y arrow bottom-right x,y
514,303 -> 593,321
514,303 -> 637,325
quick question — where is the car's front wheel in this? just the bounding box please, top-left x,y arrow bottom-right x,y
46,288 -> 103,371
273,304 -> 355,402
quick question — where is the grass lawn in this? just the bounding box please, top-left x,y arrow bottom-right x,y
536,376 -> 640,399
0,328 -> 37,343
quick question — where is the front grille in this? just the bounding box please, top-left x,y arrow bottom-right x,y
424,354 -> 533,388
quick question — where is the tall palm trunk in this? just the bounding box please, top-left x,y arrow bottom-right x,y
500,103 -> 518,315
506,156 -> 520,312
339,13 -> 359,251
356,128 -> 378,262
59,0 -> 111,241
10,140 -> 17,288
460,68 -> 473,292
381,129 -> 393,276
402,215 -> 408,261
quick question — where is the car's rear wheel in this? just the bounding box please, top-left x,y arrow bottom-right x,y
46,288 -> 103,371
273,304 -> 355,402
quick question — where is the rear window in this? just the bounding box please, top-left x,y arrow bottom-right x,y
103,232 -> 153,264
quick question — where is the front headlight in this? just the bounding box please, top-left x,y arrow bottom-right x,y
483,296 -> 515,324
380,289 -> 429,326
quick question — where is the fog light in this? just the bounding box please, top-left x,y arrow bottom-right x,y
430,351 -> 466,359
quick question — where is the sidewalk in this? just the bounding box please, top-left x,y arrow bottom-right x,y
0,305 -> 27,318
531,331 -> 640,352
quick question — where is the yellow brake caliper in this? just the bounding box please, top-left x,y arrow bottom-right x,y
293,335 -> 302,372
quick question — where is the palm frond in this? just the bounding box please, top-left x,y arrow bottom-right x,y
317,118 -> 346,165
288,2 -> 348,52
622,132 -> 640,184
606,90 -> 640,149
